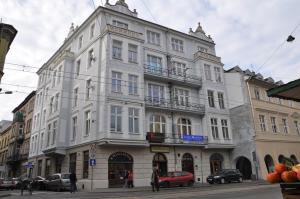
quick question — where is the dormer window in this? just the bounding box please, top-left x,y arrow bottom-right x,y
112,20 -> 128,29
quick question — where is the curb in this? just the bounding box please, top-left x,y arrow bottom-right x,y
0,194 -> 11,198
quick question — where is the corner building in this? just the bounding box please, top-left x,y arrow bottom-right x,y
28,0 -> 234,189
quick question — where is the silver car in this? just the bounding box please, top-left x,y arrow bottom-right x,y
45,174 -> 71,191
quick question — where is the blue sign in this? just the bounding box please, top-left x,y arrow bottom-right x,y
90,159 -> 96,166
182,135 -> 205,143
26,162 -> 33,169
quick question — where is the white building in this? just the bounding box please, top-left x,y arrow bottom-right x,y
29,0 -> 234,189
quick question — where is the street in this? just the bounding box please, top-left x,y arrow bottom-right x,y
4,182 -> 282,199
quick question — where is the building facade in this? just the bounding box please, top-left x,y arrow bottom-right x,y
6,91 -> 35,177
0,123 -> 12,178
225,66 -> 300,180
29,0 -> 233,189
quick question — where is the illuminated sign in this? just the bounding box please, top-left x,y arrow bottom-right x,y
182,135 -> 205,143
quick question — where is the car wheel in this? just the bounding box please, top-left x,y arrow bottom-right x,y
208,181 -> 214,184
188,181 -> 194,187
238,177 -> 243,183
220,178 -> 225,184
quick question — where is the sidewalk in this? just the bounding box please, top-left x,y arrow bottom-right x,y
0,190 -> 12,198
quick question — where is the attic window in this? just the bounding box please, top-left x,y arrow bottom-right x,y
112,20 -> 128,29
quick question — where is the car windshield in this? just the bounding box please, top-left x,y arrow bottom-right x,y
61,174 -> 70,179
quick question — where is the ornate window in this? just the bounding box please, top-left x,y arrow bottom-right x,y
177,118 -> 191,138
150,115 -> 166,133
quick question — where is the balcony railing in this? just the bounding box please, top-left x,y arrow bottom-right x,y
145,96 -> 205,114
106,25 -> 143,41
144,65 -> 202,87
194,51 -> 221,63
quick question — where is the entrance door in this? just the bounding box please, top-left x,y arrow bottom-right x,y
210,153 -> 224,174
153,153 -> 168,176
108,152 -> 133,188
236,156 -> 252,179
182,153 -> 194,174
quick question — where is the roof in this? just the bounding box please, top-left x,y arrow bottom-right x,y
12,91 -> 36,113
267,78 -> 300,102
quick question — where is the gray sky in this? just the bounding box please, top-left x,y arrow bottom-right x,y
0,0 -> 300,120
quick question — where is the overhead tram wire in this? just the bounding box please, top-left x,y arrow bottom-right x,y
140,0 -> 157,23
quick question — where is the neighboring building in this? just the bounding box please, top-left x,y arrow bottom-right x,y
6,91 -> 35,177
28,0 -> 233,189
0,125 -> 12,178
225,66 -> 300,180
0,23 -> 17,82
267,78 -> 300,102
0,120 -> 12,133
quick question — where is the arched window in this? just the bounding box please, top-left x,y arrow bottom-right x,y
264,155 -> 274,173
182,153 -> 194,174
290,155 -> 298,164
278,154 -> 285,164
177,118 -> 192,138
150,115 -> 166,133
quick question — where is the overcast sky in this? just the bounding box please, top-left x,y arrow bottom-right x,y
0,0 -> 300,120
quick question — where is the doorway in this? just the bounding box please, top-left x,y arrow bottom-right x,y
210,153 -> 224,174
236,156 -> 252,179
182,153 -> 194,174
153,153 -> 168,176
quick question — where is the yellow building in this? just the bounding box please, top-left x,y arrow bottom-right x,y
225,66 -> 300,180
0,125 -> 12,178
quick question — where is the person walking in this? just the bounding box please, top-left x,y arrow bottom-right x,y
127,170 -> 133,188
151,167 -> 159,192
70,171 -> 77,193
123,170 -> 128,188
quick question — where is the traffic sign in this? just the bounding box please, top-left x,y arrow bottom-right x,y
26,162 -> 33,169
90,159 -> 96,166
90,144 -> 97,159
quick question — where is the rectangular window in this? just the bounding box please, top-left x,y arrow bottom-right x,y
148,84 -> 165,104
46,124 -> 51,147
112,72 -> 122,93
37,160 -> 42,176
88,49 -> 94,68
69,153 -> 77,173
259,115 -> 266,132
57,65 -> 62,84
111,106 -> 122,132
72,116 -> 77,140
73,88 -> 78,107
208,90 -> 215,107
295,121 -> 300,135
214,67 -> 222,82
174,88 -> 189,106
52,70 -> 57,87
218,92 -> 225,109
85,111 -> 91,136
254,88 -> 260,100
40,132 -> 44,150
42,110 -> 46,125
128,44 -> 138,63
86,79 -> 92,100
52,121 -> 57,145
112,40 -> 122,59
78,35 -> 83,49
90,23 -> 95,39
75,60 -> 81,77
282,118 -> 288,134
128,75 -> 138,95
171,38 -> 184,52
147,30 -> 160,45
211,118 -> 219,139
83,151 -> 89,179
112,20 -> 128,29
271,117 -> 277,133
45,159 -> 51,177
54,93 -> 59,112
198,46 -> 208,53
172,62 -> 186,76
147,55 -> 162,73
128,108 -> 139,133
221,119 -> 229,139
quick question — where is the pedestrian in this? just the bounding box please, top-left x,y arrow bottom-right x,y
123,170 -> 128,188
69,171 -> 77,193
127,170 -> 133,188
151,166 -> 159,192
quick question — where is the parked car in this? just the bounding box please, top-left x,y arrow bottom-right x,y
44,174 -> 71,191
0,178 -> 17,190
32,176 -> 46,190
159,171 -> 194,187
206,169 -> 243,184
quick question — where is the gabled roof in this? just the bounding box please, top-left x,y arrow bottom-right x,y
267,78 -> 300,102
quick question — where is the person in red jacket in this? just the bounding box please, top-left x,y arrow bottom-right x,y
127,170 -> 134,188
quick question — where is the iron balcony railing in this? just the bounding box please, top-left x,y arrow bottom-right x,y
144,96 -> 205,114
144,65 -> 202,87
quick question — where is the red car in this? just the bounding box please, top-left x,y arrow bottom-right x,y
159,171 -> 194,187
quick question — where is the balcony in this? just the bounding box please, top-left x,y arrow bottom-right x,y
194,51 -> 222,64
146,132 -> 165,143
13,111 -> 24,122
144,65 -> 202,88
145,96 -> 205,115
106,25 -> 143,41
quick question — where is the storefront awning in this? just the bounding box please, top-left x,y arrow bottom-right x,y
267,78 -> 300,102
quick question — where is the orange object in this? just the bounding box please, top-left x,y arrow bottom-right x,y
275,163 -> 287,174
281,171 -> 297,183
297,171 -> 300,181
266,172 -> 281,183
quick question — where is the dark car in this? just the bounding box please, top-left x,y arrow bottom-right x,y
159,171 -> 194,187
32,176 -> 46,190
44,174 -> 71,191
206,169 -> 243,184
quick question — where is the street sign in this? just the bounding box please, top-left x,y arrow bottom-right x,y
26,162 -> 33,169
90,159 -> 96,166
90,144 -> 97,159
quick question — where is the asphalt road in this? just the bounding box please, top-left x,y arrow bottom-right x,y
4,183 -> 282,199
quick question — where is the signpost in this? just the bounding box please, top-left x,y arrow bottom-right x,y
89,144 -> 97,191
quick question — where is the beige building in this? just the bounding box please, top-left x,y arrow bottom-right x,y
225,66 -> 300,180
0,124 -> 12,177
6,91 -> 35,177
